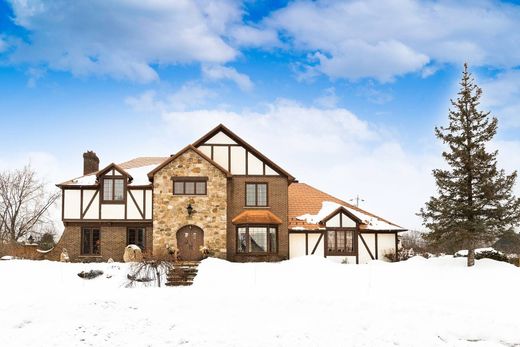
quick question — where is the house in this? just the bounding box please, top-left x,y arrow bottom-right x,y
53,124 -> 406,263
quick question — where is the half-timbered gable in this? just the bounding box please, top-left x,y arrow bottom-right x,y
193,124 -> 295,180
288,183 -> 406,264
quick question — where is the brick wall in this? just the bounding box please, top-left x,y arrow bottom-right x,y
227,176 -> 289,262
48,224 -> 152,262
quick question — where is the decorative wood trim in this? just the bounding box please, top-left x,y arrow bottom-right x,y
359,233 -> 375,260
171,176 -> 209,182
395,232 -> 399,261
311,232 -> 324,255
128,190 -> 145,219
80,189 -> 83,220
305,232 -> 309,255
81,189 -> 99,219
61,188 -> 65,221
244,182 -> 269,207
375,232 -> 379,260
142,190 -> 146,220
191,124 -> 296,181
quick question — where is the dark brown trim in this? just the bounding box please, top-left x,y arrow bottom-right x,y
80,189 -> 83,219
228,145 -> 231,173
395,232 -> 399,261
171,176 -> 209,182
311,232 -> 324,255
80,226 -> 101,256
173,179 -> 207,196
142,190 -> 146,220
128,190 -> 145,219
359,233 -> 375,260
81,189 -> 99,219
325,228 -> 358,256
126,226 -> 146,250
65,221 -> 152,227
236,224 -> 278,255
245,149 -> 249,175
100,177 -> 127,205
65,219 -> 151,223
375,232 -> 379,260
289,230 -> 323,234
305,232 -> 309,255
320,206 -> 363,225
148,144 -> 231,179
96,163 -> 133,182
191,124 -> 296,181
244,182 -> 269,207
61,188 -> 64,221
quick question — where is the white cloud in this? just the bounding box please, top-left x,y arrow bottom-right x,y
202,65 -> 254,91
265,0 -> 520,81
6,0 -> 241,82
314,87 -> 339,108
127,91 -> 442,229
480,69 -> 520,128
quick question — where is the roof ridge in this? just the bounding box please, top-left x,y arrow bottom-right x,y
295,182 -> 402,229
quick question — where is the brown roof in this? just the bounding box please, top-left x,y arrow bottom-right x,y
57,156 -> 168,186
118,157 -> 168,170
288,182 -> 404,230
232,210 -> 283,225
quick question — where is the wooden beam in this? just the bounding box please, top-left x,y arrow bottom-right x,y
359,233 -> 375,260
311,232 -> 324,255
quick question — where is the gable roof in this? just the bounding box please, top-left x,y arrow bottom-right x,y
320,206 -> 363,225
57,157 -> 167,187
96,163 -> 133,181
289,183 -> 406,232
147,144 -> 231,179
192,124 -> 296,182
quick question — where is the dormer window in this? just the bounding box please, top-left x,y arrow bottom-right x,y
102,177 -> 125,203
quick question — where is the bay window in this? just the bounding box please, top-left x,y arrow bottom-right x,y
237,225 -> 277,254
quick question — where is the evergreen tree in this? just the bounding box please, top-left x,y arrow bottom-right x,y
419,64 -> 520,266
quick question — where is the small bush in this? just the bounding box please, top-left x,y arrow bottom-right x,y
475,250 -> 509,263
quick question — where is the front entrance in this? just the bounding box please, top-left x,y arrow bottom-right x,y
176,225 -> 204,261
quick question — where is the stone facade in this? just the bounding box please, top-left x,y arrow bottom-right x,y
47,224 -> 153,262
227,176 -> 289,262
152,149 -> 228,259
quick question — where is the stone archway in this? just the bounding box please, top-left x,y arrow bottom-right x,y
176,225 -> 204,261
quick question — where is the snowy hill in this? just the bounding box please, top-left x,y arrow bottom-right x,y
1,257 -> 519,346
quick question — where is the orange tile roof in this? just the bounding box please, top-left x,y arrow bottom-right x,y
288,182 -> 403,230
232,210 -> 283,225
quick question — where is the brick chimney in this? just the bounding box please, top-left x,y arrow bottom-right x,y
83,151 -> 100,175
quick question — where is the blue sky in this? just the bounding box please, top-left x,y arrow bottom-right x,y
1,0 -> 520,229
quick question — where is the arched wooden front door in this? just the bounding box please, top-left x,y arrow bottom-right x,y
176,225 -> 204,261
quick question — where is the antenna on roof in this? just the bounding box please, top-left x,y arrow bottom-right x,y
349,195 -> 365,207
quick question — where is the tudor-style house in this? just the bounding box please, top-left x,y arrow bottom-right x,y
54,124 -> 406,263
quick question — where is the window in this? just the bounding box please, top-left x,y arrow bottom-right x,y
127,227 -> 145,250
81,227 -> 100,255
236,225 -> 277,254
245,183 -> 268,206
173,178 -> 207,195
102,178 -> 125,202
326,229 -> 355,255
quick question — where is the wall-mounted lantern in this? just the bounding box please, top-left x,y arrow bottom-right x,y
187,203 -> 194,216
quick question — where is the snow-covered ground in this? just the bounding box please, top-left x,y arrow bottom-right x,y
1,256 -> 519,347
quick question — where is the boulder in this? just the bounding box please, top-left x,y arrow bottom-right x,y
60,248 -> 70,262
77,270 -> 104,279
123,245 -> 143,263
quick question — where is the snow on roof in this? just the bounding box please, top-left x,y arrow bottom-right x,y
296,201 -> 404,231
59,157 -> 167,186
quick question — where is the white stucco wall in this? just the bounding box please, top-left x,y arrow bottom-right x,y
63,190 -> 80,219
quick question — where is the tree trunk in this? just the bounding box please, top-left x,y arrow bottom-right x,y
467,248 -> 475,267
